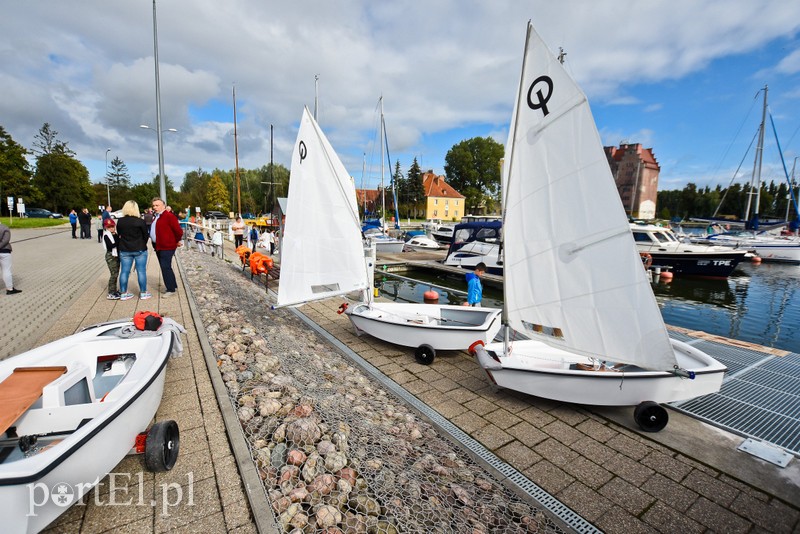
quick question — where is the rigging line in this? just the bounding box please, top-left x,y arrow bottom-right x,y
712,128 -> 759,217
703,90 -> 760,190
769,111 -> 800,219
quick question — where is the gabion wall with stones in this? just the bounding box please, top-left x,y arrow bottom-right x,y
184,250 -> 566,534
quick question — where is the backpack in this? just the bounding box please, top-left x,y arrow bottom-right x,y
133,311 -> 163,331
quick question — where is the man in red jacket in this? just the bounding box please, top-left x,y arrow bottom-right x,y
150,197 -> 183,297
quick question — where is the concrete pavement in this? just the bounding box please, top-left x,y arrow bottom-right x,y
2,226 -> 257,533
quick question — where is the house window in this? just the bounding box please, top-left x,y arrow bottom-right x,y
455,200 -> 459,206
445,199 -> 449,206
434,199 -> 438,205
433,210 -> 438,217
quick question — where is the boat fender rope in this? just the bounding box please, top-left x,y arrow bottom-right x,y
468,340 -> 485,355
671,366 -> 695,379
337,302 -> 349,314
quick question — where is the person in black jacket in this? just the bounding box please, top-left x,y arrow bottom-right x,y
77,208 -> 92,239
102,218 -> 120,299
116,200 -> 151,301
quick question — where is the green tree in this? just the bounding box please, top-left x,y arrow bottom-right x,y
0,126 -> 37,216
444,136 -> 503,213
105,156 -> 132,208
206,173 -> 230,213
33,153 -> 92,212
32,122 -> 74,156
181,168 -> 211,213
407,158 -> 424,219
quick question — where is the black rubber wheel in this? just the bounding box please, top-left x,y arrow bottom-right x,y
144,420 -> 180,472
414,344 -> 436,365
634,401 -> 669,432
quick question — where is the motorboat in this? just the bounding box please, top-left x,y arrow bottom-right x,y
276,107 -> 502,365
631,224 -> 748,278
0,318 -> 184,533
703,230 -> 800,264
442,220 -> 503,275
364,228 -> 405,254
473,21 -> 726,432
404,235 -> 441,252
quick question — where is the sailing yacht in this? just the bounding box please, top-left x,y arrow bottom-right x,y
472,22 -> 726,431
276,108 -> 502,365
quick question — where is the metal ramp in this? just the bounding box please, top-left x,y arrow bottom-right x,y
670,333 -> 800,457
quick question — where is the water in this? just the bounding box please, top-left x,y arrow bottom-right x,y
375,262 -> 800,354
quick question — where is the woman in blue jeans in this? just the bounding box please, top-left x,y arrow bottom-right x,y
115,200 -> 152,301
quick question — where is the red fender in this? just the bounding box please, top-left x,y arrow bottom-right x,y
468,340 -> 485,355
337,302 -> 349,315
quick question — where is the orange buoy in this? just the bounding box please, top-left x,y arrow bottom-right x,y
750,256 -> 762,264
659,271 -> 674,281
423,290 -> 439,303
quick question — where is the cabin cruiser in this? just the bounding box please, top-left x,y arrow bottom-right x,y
443,221 -> 503,275
631,224 -> 748,278
699,230 -> 800,264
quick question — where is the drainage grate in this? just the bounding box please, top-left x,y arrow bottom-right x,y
672,338 -> 800,456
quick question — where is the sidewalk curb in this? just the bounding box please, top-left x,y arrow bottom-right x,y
177,256 -> 278,534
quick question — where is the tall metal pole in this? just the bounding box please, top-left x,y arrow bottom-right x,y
270,124 -> 274,215
152,0 -> 167,203
314,75 -> 320,121
105,148 -> 111,207
233,85 -> 241,216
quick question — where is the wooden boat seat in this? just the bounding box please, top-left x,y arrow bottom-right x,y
0,366 -> 67,436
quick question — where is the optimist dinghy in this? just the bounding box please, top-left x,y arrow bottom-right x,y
0,316 -> 184,533
473,22 -> 726,431
276,107 -> 502,364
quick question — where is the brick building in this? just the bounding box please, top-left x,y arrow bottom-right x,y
604,143 -> 660,220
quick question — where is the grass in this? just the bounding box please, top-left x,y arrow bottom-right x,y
3,217 -> 69,229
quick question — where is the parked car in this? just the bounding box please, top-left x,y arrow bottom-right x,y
26,208 -> 63,219
204,211 -> 228,220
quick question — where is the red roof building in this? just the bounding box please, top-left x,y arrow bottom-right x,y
604,143 -> 660,219
421,172 -> 465,221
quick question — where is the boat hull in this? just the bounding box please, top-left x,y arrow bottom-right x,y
751,243 -> 800,264
645,250 -> 747,278
474,338 -> 726,406
346,302 -> 502,351
0,322 -> 175,533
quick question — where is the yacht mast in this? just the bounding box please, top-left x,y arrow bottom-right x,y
745,85 -> 767,225
380,96 -> 386,230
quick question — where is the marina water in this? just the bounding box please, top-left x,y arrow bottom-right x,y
376,262 -> 800,354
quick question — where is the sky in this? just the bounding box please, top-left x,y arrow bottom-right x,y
2,0 -> 800,199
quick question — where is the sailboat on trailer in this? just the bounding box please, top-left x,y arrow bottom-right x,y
473,22 -> 726,431
276,107 -> 502,364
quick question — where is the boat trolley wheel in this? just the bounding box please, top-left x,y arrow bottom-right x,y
634,401 -> 669,432
414,344 -> 436,365
144,420 -> 180,472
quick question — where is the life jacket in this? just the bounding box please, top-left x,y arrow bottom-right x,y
134,311 -> 163,331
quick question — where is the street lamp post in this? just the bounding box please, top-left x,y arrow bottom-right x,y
140,125 -> 177,199
151,0 -> 167,203
105,148 -> 111,207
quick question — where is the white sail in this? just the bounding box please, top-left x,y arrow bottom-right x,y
502,23 -> 676,370
277,107 -> 370,307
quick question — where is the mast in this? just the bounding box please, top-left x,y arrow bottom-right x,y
745,85 -> 767,226
269,124 -> 273,216
380,96 -> 386,230
233,85 -> 241,216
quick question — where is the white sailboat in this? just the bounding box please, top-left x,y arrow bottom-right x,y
277,108 -> 502,364
473,22 -> 726,431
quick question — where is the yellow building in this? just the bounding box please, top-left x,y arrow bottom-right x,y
422,172 -> 465,221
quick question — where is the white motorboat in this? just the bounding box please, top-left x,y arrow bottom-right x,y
473,22 -> 726,432
404,235 -> 441,252
364,228 -> 405,254
276,107 -> 502,365
0,318 -> 184,533
631,223 -> 749,278
442,220 -> 504,275
704,230 -> 800,264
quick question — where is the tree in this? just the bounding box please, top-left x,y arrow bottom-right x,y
407,158 -> 424,219
106,156 -> 132,207
206,173 -> 230,213
0,126 -> 36,215
444,137 -> 504,213
32,122 -> 74,156
33,153 -> 92,212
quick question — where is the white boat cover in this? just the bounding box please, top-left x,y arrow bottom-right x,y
502,22 -> 676,370
277,108 -> 370,307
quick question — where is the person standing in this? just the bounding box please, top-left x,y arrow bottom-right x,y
69,209 -> 78,239
116,200 -> 151,301
0,222 -> 21,295
143,208 -> 154,234
249,224 -> 259,253
96,213 -> 104,243
78,208 -> 92,239
150,197 -> 183,298
211,229 -> 223,257
102,218 -> 120,299
268,229 -> 275,255
463,262 -> 486,307
232,216 -> 245,248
